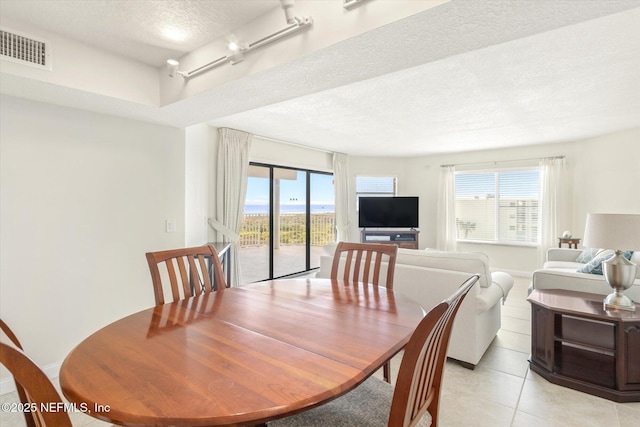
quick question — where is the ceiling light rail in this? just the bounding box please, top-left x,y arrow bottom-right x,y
343,0 -> 372,10
167,0 -> 312,79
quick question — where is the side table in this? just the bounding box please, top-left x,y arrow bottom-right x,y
528,289 -> 640,402
558,237 -> 581,248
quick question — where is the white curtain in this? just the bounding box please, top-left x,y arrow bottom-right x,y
538,157 -> 566,267
436,165 -> 457,252
333,153 -> 350,242
213,128 -> 252,287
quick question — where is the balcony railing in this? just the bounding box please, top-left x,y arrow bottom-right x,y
240,213 -> 335,247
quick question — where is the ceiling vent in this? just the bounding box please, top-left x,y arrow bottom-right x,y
1,28 -> 51,71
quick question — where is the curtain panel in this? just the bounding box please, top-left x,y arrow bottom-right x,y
538,157 -> 566,267
333,153 -> 350,242
436,165 -> 457,252
214,128 -> 252,287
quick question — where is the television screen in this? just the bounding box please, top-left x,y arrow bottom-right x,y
358,197 -> 419,228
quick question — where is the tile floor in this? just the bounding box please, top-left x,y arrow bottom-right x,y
2,277 -> 639,426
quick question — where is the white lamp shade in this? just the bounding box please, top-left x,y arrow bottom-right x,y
582,213 -> 640,250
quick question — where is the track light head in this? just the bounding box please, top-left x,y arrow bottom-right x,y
280,0 -> 297,24
166,59 -> 179,77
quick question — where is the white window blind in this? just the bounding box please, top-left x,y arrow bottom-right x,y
355,176 -> 396,207
356,176 -> 396,194
455,169 -> 540,244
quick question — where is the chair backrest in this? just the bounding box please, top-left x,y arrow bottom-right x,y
389,274 -> 479,427
0,319 -> 37,427
330,242 -> 398,289
146,244 -> 227,305
0,328 -> 72,427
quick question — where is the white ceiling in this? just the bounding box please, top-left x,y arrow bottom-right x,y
1,0 -> 639,157
0,0 -> 281,67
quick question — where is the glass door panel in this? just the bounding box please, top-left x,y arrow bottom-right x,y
273,169 -> 307,278
238,165 -> 271,284
310,173 -> 335,269
238,163 -> 335,284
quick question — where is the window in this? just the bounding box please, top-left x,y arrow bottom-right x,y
454,169 -> 540,244
355,176 -> 396,208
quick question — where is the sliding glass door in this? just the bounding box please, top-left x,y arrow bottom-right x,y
238,163 -> 335,284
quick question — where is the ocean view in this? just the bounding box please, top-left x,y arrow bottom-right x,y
244,204 -> 335,214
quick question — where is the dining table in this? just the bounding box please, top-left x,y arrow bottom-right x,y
59,278 -> 425,426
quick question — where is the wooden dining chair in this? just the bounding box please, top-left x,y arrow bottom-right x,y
268,274 -> 480,427
1,321 -> 72,427
331,242 -> 398,289
1,319 -> 38,427
146,244 -> 227,305
331,241 -> 398,382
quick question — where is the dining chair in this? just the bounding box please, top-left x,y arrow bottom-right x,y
146,244 -> 227,305
0,319 -> 37,427
331,241 -> 398,288
331,241 -> 398,382
1,321 -> 72,427
268,274 -> 479,427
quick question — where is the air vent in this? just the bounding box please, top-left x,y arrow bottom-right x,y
1,28 -> 51,70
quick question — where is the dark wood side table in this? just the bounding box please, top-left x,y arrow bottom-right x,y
528,289 -> 640,402
558,237 -> 581,248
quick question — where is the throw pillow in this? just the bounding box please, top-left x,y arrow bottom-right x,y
577,252 -> 616,275
575,248 -> 600,263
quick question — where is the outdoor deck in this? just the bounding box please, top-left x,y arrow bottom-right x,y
238,244 -> 328,284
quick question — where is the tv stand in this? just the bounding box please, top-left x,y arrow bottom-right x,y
361,230 -> 419,250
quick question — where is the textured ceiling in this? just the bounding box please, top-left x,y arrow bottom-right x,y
0,0 -> 280,66
1,0 -> 639,157
210,6 -> 640,156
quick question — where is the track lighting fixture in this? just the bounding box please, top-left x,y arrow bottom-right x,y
166,59 -> 182,77
343,0 -> 371,9
280,0 -> 297,24
167,0 -> 311,79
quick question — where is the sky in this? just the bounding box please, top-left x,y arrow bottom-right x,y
245,170 -> 335,205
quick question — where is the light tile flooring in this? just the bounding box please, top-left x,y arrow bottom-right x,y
2,277 -> 639,426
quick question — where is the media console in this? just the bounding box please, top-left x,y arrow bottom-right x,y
361,229 -> 419,250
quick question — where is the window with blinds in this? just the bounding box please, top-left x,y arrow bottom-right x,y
455,169 -> 540,244
355,176 -> 396,208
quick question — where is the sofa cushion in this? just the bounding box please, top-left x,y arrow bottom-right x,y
575,247 -> 600,263
396,249 -> 492,288
544,261 -> 585,269
577,252 -> 615,275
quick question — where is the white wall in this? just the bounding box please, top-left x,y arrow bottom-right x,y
185,124 -> 218,246
0,17 -> 159,106
0,96 -> 185,386
571,128 -> 640,224
249,135 -> 332,172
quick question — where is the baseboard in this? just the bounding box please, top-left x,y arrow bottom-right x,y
493,268 -> 533,279
1,360 -> 61,395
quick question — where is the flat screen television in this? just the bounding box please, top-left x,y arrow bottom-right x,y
358,196 -> 419,228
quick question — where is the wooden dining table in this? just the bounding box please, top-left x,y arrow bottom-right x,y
59,278 -> 425,426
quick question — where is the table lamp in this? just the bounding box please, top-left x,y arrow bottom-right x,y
582,213 -> 640,311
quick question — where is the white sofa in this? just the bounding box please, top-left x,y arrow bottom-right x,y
530,248 -> 640,302
317,246 -> 514,368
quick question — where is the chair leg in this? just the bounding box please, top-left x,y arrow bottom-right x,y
383,361 -> 391,383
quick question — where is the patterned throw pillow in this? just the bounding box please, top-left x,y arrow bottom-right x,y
575,248 -> 600,263
577,252 -> 616,275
